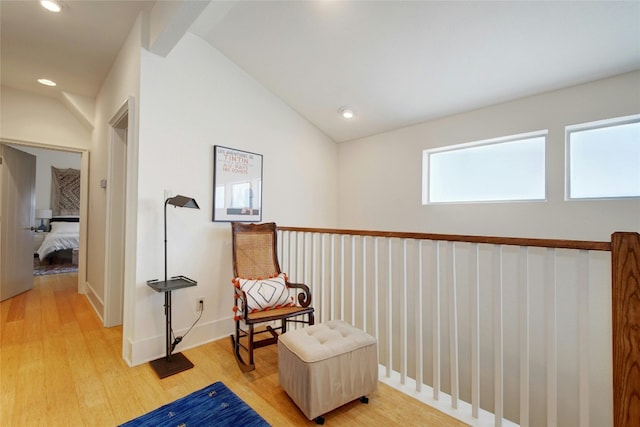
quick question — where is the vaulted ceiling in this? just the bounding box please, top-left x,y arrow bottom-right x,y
2,1 -> 639,142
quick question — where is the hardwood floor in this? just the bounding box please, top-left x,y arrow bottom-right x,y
1,273 -> 467,426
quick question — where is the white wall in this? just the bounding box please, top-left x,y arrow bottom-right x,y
0,86 -> 91,150
337,71 -> 640,242
15,146 -> 81,212
85,14 -> 143,329
131,33 -> 337,365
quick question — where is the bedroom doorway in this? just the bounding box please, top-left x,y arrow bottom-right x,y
104,101 -> 128,327
0,141 -> 88,296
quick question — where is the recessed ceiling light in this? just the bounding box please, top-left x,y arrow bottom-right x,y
37,78 -> 57,87
339,107 -> 354,119
40,0 -> 62,13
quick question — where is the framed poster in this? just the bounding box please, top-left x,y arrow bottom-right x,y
213,145 -> 263,222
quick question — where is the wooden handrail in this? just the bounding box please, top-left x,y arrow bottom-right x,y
611,232 -> 640,427
278,226 -> 611,251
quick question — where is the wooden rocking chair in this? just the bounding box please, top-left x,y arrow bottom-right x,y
230,222 -> 314,372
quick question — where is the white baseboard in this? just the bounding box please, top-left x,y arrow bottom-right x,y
84,281 -> 104,323
378,368 -> 519,427
130,316 -> 234,366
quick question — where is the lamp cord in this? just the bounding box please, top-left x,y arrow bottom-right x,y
170,307 -> 203,353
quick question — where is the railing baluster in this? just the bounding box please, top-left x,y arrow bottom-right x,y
546,248 -> 558,427
330,235 -> 335,320
293,231 -> 298,279
362,236 -> 367,333
401,239 -> 408,385
387,238 -> 393,378
417,240 -> 423,393
297,231 -> 301,280
374,237 -> 380,345
433,241 -> 441,400
471,243 -> 480,418
288,231 -> 294,279
320,233 -> 326,324
311,233 -> 317,321
283,230 -> 287,269
301,232 -> 306,286
352,235 -> 356,326
277,230 -> 282,264
299,232 -> 303,278
300,232 -> 307,328
309,234 -> 313,298
450,242 -> 459,409
340,235 -> 345,320
494,245 -> 504,427
293,231 -> 296,326
519,246 -> 530,427
578,250 -> 590,427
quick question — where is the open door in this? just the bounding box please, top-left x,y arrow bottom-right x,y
0,144 -> 36,301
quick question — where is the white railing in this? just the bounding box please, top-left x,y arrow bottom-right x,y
276,227 -> 633,427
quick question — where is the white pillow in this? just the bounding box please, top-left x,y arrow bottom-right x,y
233,273 -> 294,317
50,221 -> 79,233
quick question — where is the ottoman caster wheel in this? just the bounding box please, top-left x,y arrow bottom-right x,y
315,416 -> 325,425
360,396 -> 369,404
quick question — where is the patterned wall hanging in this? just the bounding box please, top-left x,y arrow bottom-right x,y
51,167 -> 80,216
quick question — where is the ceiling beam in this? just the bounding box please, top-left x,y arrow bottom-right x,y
148,0 -> 210,57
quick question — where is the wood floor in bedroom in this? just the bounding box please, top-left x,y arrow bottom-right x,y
0,273 -> 468,427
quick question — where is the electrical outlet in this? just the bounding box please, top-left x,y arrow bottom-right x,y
164,189 -> 172,200
196,298 -> 204,312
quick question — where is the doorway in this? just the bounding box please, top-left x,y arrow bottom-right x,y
0,140 -> 88,297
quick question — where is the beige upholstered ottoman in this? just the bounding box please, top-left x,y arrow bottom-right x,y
278,319 -> 378,423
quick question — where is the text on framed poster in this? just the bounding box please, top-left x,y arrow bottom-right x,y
213,145 -> 263,222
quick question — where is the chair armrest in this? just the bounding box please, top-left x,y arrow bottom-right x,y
234,288 -> 250,320
287,281 -> 312,307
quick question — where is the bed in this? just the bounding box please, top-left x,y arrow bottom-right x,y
37,216 -> 80,263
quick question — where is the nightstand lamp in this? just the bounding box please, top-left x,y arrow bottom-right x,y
36,209 -> 52,231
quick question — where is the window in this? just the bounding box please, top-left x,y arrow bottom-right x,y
566,115 -> 640,200
423,132 -> 547,204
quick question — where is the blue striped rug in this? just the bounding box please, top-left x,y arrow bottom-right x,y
119,382 -> 270,427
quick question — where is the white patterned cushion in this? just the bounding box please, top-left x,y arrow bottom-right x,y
234,273 -> 294,314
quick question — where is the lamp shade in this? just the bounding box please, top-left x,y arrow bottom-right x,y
36,209 -> 53,219
166,195 -> 199,209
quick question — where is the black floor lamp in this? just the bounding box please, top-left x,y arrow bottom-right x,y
147,195 -> 200,379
